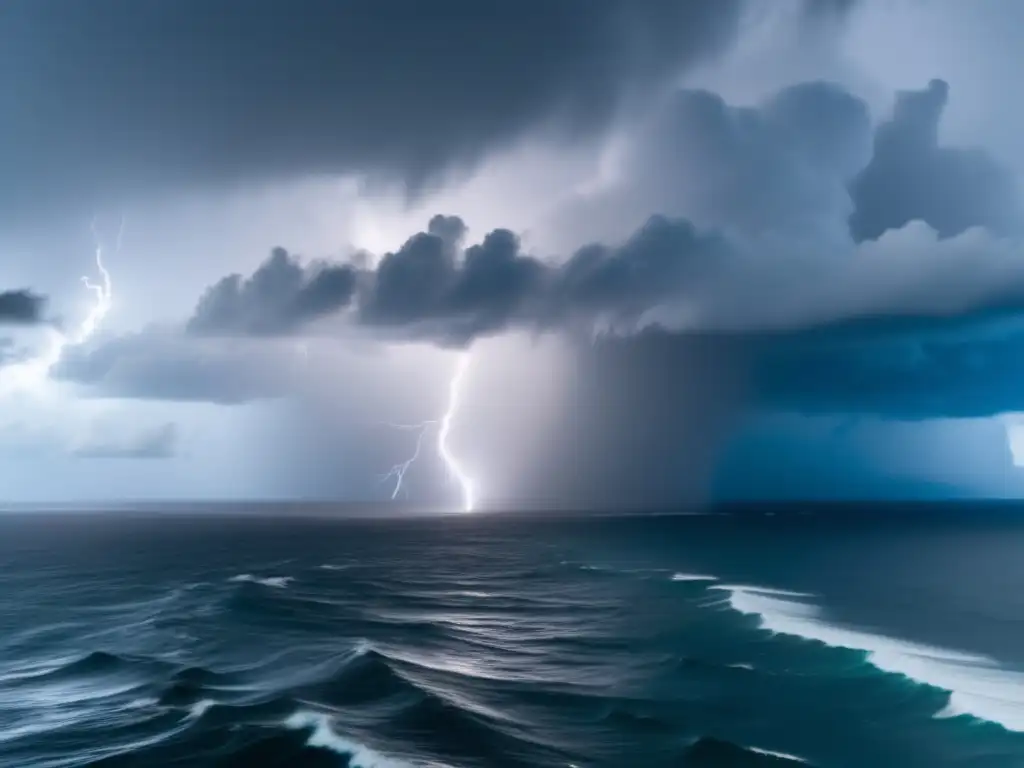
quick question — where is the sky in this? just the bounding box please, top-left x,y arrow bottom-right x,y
4,0 -> 1024,508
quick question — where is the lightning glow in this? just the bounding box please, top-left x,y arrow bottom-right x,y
0,217 -> 118,397
438,353 -> 475,512
380,352 -> 476,512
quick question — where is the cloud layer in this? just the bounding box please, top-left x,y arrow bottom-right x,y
0,0 -> 746,225
50,77 -> 1024,429
174,80 -> 1024,346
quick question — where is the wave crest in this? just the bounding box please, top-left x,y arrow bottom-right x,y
714,582 -> 1024,732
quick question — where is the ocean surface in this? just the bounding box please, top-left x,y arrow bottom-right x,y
1,507 -> 1024,767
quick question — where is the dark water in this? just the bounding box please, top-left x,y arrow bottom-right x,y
2,508 -> 1024,767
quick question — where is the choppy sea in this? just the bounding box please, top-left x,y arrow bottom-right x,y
1,507 -> 1023,767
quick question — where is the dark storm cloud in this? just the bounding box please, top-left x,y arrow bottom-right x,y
182,213 -> 732,347
849,79 -> 1020,241
0,0 -> 745,224
577,305 -> 1024,425
187,248 -> 357,336
177,74 -> 1021,347
745,308 -> 1024,419
58,79 -> 1024,427
0,290 -> 45,325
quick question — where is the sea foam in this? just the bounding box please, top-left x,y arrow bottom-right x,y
671,572 -> 718,582
714,583 -> 1024,732
284,711 -> 413,768
748,745 -> 809,763
228,574 -> 293,589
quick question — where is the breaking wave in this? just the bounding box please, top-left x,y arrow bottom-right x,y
713,583 -> 1024,732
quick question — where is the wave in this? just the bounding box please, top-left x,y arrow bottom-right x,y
284,710 -> 414,768
749,745 -> 810,763
714,584 -> 813,598
671,572 -> 718,582
714,583 -> 1024,732
185,698 -> 215,720
684,736 -> 810,765
1,651 -> 170,696
228,574 -> 293,588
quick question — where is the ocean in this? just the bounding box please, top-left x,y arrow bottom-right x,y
1,507 -> 1023,767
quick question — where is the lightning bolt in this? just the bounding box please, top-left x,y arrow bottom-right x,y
379,419 -> 437,499
438,352 -> 474,513
77,216 -> 117,345
380,351 -> 476,512
0,216 -> 118,396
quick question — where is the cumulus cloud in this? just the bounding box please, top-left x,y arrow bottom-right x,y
625,81 -> 872,241
544,78 -> 872,250
849,79 -> 1020,241
187,248 -> 357,336
0,290 -> 45,325
0,0 -> 747,225
72,422 -> 178,459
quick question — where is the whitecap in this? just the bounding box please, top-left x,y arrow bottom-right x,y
671,572 -> 718,582
284,710 -> 413,768
713,584 -> 812,598
228,574 -> 293,589
186,699 -> 216,720
748,745 -> 808,763
715,583 -> 1024,732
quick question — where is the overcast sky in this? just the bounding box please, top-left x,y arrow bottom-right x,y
4,0 -> 1024,507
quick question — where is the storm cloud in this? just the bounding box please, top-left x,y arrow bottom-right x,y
0,0 -> 747,225
0,290 -> 45,325
187,248 -> 357,336
849,79 -> 1020,241
55,79 -> 1024,429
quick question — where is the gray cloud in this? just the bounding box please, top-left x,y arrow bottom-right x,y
187,248 -> 357,336
1,0 -> 746,226
626,80 -> 872,240
359,216 -> 549,345
0,290 -> 45,325
181,212 -> 736,349
849,79 -> 1019,241
55,331 -> 295,404
55,79 -> 1024,431
543,78 -> 873,253
72,422 -> 178,459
